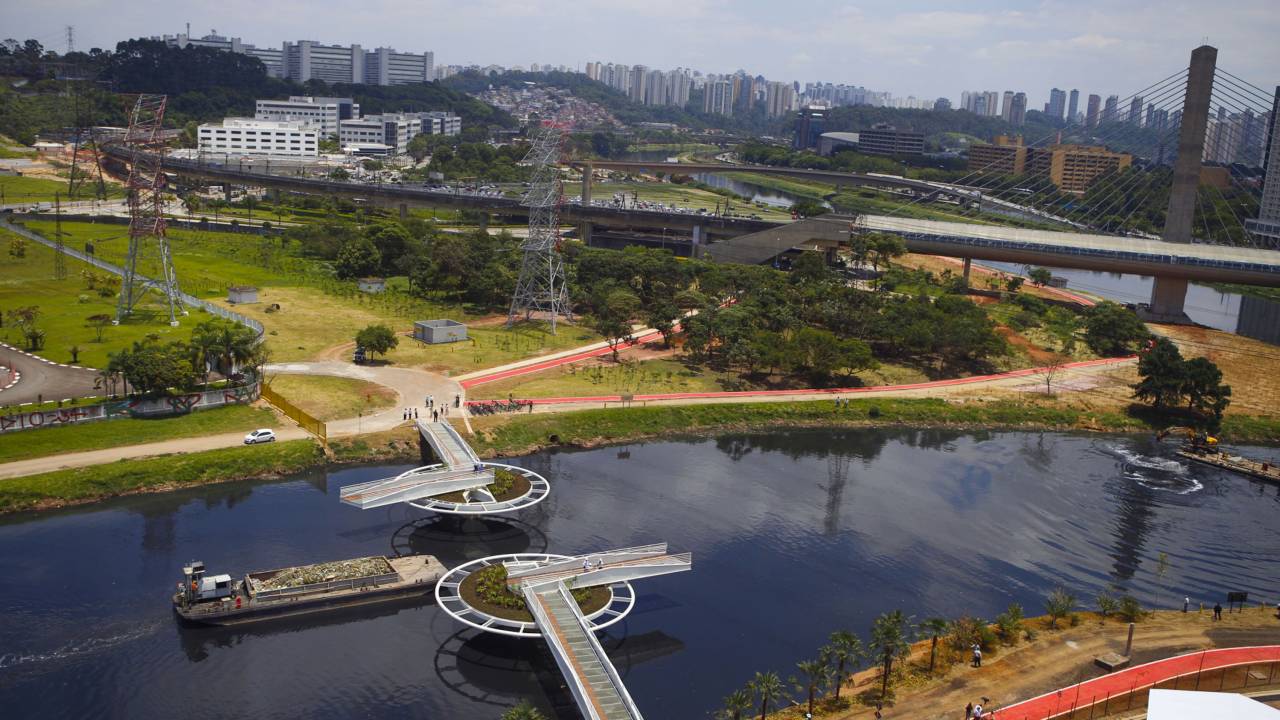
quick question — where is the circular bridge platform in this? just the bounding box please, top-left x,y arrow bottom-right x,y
409,462 -> 550,515
435,553 -> 636,639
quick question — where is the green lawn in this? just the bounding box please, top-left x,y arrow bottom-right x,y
598,181 -> 793,220
0,227 -> 200,368
267,374 -> 397,421
0,437 -> 321,514
0,175 -> 72,204
0,404 -> 278,464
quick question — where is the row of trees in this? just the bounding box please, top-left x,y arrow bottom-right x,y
1134,337 -> 1232,421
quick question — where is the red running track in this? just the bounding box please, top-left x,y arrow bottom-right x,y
464,355 -> 1135,407
987,645 -> 1280,719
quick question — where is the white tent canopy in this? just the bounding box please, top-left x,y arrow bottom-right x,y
1147,690 -> 1280,719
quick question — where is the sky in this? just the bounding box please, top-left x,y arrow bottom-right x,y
3,0 -> 1279,109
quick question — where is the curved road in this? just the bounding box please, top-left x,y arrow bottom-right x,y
0,342 -> 100,405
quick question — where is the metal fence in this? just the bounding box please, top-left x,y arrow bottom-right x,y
260,381 -> 327,446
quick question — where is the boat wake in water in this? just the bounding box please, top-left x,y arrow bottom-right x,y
1101,444 -> 1203,495
0,621 -> 161,671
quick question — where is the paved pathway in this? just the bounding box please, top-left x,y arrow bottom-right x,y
0,427 -> 310,480
456,325 -> 665,388
0,342 -> 100,405
265,361 -> 464,436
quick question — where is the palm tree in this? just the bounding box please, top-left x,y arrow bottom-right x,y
825,630 -> 863,700
720,687 -> 753,720
795,659 -> 832,717
501,700 -> 546,720
870,610 -> 913,702
919,617 -> 950,675
748,670 -> 783,720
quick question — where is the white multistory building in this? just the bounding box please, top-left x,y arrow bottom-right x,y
703,79 -> 734,116
197,118 -> 319,157
255,96 -> 359,138
284,40 -> 364,84
163,32 -> 285,77
339,115 -> 418,154
364,47 -> 435,86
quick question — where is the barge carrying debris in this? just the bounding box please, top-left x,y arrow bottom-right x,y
1156,426 -> 1280,484
173,554 -> 444,626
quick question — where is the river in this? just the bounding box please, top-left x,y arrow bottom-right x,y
4,429 -> 1276,719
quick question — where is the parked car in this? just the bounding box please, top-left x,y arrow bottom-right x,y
244,428 -> 276,445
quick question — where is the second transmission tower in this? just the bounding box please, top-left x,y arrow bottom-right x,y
116,94 -> 184,326
507,121 -> 572,333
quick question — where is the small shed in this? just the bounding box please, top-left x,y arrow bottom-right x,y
228,285 -> 259,304
358,277 -> 386,294
414,319 -> 467,344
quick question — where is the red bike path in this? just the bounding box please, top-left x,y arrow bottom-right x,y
464,355 -> 1135,408
987,645 -> 1280,719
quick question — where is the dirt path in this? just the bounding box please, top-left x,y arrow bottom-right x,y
0,427 -> 311,480
829,610 -> 1280,719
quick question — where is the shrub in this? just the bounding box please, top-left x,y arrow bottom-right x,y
868,406 -> 881,419
995,603 -> 1025,645
1118,596 -> 1146,622
1097,592 -> 1118,618
1045,587 -> 1076,628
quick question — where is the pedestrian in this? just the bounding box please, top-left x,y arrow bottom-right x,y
1274,601 -> 1279,619
583,559 -> 591,572
433,410 -> 438,422
414,408 -> 418,419
1214,602 -> 1223,620
972,644 -> 982,668
1183,596 -> 1190,613
973,703 -> 983,718
966,702 -> 974,719
455,394 -> 460,408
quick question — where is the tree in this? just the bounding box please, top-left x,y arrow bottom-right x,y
1044,587 -> 1076,629
355,324 -> 398,360
592,289 -> 640,361
919,617 -> 949,674
1029,267 -> 1053,286
824,630 -> 863,700
748,670 -> 783,720
719,688 -> 753,720
1004,275 -> 1024,293
790,199 -> 829,217
867,233 -> 907,286
500,700 -> 546,720
645,301 -> 681,348
8,236 -> 27,259
191,318 -> 259,378
87,313 -> 112,342
870,610 -> 913,701
106,339 -> 197,397
1084,302 -> 1149,356
1133,337 -> 1188,408
1182,356 -> 1231,421
793,658 -> 831,718
1096,592 -> 1119,619
334,236 -> 382,280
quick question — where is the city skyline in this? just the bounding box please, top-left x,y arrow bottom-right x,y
3,0 -> 1277,110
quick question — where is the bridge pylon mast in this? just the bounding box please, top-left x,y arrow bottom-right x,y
507,121 -> 572,334
116,94 -> 184,327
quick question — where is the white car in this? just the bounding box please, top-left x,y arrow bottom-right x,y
244,428 -> 276,445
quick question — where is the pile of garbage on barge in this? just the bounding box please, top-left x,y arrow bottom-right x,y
251,557 -> 394,592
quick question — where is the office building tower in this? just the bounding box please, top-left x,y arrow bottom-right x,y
856,123 -> 924,156
1245,87 -> 1280,245
283,40 -> 365,84
794,106 -> 828,150
934,97 -> 952,112
363,47 -> 433,86
255,96 -> 358,137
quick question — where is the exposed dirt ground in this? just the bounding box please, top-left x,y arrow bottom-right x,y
819,609 -> 1280,719
1151,323 -> 1280,418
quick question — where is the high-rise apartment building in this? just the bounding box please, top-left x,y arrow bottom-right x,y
1001,91 -> 1015,122
363,47 -> 434,86
1245,87 -> 1280,245
629,65 -> 648,103
1068,89 -> 1080,124
704,79 -> 734,116
1047,88 -> 1067,120
1086,94 -> 1101,128
765,81 -> 795,118
1103,95 -> 1120,124
1128,96 -> 1144,125
1009,92 -> 1028,126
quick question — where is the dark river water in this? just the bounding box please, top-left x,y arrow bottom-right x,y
2,429 -> 1279,719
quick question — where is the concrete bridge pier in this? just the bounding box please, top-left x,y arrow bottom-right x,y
579,222 -> 594,246
1148,277 -> 1191,322
399,202 -> 408,221
691,225 -> 705,259
223,183 -> 233,202
581,162 -> 593,205
962,258 -> 972,286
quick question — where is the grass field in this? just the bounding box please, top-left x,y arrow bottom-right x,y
0,404 -> 278,464
0,174 -> 73,204
469,356 -> 935,399
0,437 -> 321,514
0,228 -> 199,368
266,374 -> 397,421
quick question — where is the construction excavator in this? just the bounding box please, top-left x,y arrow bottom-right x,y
1155,426 -> 1279,483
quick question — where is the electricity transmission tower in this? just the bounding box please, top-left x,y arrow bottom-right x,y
53,192 -> 66,280
117,94 -> 184,326
507,121 -> 572,333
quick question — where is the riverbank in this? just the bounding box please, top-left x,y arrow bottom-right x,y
821,608 -> 1280,720
4,398 -> 1278,515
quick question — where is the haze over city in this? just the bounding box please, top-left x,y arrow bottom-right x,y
4,0 -> 1279,107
